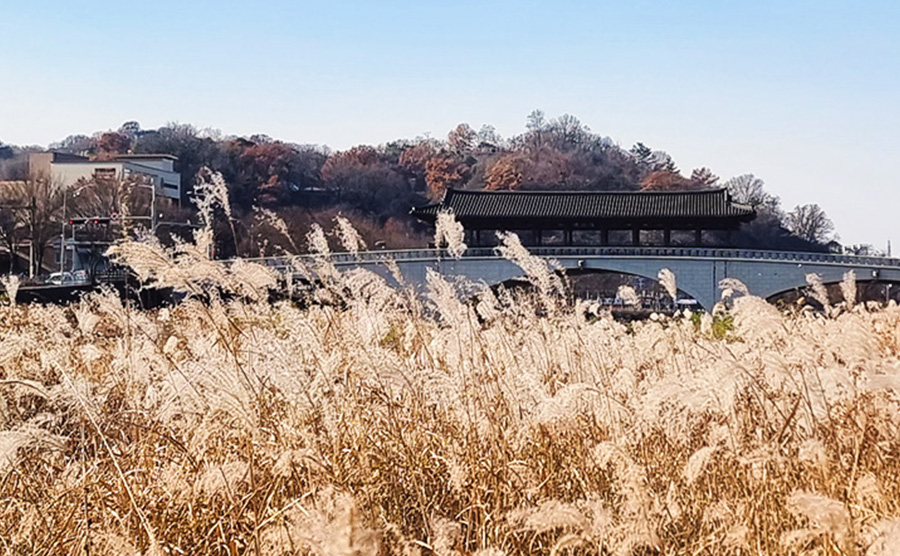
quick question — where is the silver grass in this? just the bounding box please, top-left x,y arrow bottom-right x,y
333,214 -> 366,255
254,206 -> 298,252
0,274 -> 19,306
435,209 -> 467,259
785,490 -> 850,548
718,277 -> 749,300
866,519 -> 900,556
616,285 -> 639,306
841,270 -> 857,309
658,268 -> 677,301
497,231 -> 564,300
806,272 -> 831,308
683,445 -> 717,485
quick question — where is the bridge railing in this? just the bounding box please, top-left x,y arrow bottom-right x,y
239,246 -> 900,269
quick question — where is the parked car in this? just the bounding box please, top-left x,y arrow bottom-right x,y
48,271 -> 78,285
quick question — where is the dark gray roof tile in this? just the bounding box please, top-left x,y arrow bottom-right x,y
413,188 -> 754,221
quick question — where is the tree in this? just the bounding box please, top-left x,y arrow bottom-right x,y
526,109 -> 547,133
50,134 -> 93,155
786,203 -> 835,244
118,121 -> 142,138
546,114 -> 591,151
640,170 -> 692,191
690,167 -> 719,188
844,244 -> 882,256
425,152 -> 470,200
723,174 -> 779,213
321,146 -> 411,214
484,153 -> 524,190
94,132 -> 132,158
477,125 -> 503,150
0,142 -> 13,160
0,206 -> 24,273
133,123 -> 220,202
448,123 -> 477,154
0,175 -> 65,273
398,140 -> 439,192
521,109 -> 549,151
649,150 -> 678,173
630,142 -> 653,165
227,141 -> 324,205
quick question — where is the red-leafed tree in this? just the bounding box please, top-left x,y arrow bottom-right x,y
484,153 -> 524,191
94,132 -> 131,159
640,170 -> 694,191
398,140 -> 439,192
425,153 -> 470,200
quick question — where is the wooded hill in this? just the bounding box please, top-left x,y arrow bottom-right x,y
0,112 -> 862,259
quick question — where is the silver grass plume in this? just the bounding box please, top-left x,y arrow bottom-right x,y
783,490 -> 850,551
193,168 -> 232,227
840,270 -> 857,309
806,273 -> 830,308
866,519 -> 900,556
496,231 -> 564,299
616,285 -> 639,306
658,268 -> 677,301
334,215 -> 366,255
719,277 -> 749,301
254,207 -> 297,252
435,209 -> 467,259
0,275 -> 19,306
306,223 -> 331,256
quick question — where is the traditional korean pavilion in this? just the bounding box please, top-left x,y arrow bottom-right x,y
411,188 -> 755,247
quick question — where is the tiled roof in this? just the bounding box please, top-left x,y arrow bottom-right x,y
413,188 -> 754,221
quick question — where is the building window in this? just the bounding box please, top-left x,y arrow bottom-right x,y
93,168 -> 116,180
572,231 -> 603,245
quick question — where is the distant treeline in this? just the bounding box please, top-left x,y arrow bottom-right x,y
0,112 -> 874,256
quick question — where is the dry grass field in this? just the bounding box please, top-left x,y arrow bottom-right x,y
1,196 -> 899,555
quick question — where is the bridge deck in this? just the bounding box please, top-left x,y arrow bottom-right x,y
243,246 -> 900,269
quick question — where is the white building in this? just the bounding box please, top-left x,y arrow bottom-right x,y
29,152 -> 181,205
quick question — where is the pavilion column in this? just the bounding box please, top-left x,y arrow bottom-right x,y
695,229 -> 702,246
726,229 -> 733,246
663,228 -> 671,246
475,229 -> 481,247
536,229 -> 543,247
564,229 -> 573,246
600,229 -> 608,245
632,228 -> 640,246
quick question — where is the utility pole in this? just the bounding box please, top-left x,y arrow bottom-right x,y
28,197 -> 35,278
151,179 -> 157,234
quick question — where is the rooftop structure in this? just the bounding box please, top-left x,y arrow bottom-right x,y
412,188 -> 755,247
28,152 -> 181,204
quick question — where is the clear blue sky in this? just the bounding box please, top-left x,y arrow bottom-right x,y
2,1 -> 899,249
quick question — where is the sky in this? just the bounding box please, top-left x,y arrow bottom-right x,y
2,0 -> 899,249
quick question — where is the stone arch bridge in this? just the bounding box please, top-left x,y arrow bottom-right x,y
254,247 -> 900,311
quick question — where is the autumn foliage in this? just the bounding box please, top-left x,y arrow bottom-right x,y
0,111 -> 840,259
